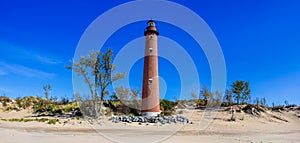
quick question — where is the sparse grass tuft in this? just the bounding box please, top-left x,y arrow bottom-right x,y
0,118 -> 50,123
37,118 -> 49,122
47,119 -> 59,125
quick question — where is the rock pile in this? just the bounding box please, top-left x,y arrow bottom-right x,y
109,116 -> 192,125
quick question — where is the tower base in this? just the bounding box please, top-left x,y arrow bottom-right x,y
141,111 -> 160,117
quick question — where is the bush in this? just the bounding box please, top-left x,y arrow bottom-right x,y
32,99 -> 55,114
7,118 -> 36,122
15,96 -> 37,109
286,104 -> 297,108
48,119 -> 59,125
272,105 -> 285,111
160,99 -> 177,116
1,118 -> 50,123
37,118 -> 49,122
0,96 -> 12,103
195,99 -> 206,108
2,100 -> 7,107
4,106 -> 19,111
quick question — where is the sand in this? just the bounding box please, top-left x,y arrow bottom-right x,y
0,107 -> 299,143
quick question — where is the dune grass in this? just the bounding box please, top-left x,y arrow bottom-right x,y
0,118 -> 49,123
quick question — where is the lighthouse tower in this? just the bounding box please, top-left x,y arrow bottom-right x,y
141,20 -> 160,116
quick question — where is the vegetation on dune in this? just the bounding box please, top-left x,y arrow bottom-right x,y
190,80 -> 298,112
0,50 -> 298,123
109,86 -> 141,116
0,96 -> 12,107
33,100 -> 79,115
191,86 -> 223,108
160,99 -> 177,116
0,117 -> 60,125
0,95 -> 81,117
47,119 -> 60,124
16,96 -> 39,109
0,118 -> 49,123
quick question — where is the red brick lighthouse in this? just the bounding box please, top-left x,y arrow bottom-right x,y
141,20 -> 160,116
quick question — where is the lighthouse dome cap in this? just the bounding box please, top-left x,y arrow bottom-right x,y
147,19 -> 156,23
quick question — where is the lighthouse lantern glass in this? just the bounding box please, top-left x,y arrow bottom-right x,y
148,21 -> 155,27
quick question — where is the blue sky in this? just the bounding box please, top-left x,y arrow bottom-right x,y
0,0 -> 299,105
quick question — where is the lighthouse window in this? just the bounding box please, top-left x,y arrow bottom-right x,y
148,35 -> 153,40
148,78 -> 153,84
149,48 -> 153,53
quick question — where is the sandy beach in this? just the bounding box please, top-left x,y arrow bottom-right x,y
0,106 -> 299,143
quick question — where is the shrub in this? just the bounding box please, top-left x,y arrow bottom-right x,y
0,96 -> 12,103
1,118 -> 51,123
272,105 -> 285,111
160,99 -> 177,116
286,104 -> 297,108
37,118 -> 49,122
15,97 -> 34,109
23,119 -> 35,122
48,119 -> 59,125
196,99 -> 206,108
4,106 -> 19,111
33,99 -> 55,114
2,101 -> 7,107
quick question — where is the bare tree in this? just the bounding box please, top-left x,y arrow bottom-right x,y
213,90 -> 223,106
284,100 -> 289,107
130,88 -> 141,101
114,87 -> 141,115
254,97 -> 260,106
191,90 -> 199,101
200,86 -> 213,105
115,86 -> 130,101
43,84 -> 52,100
261,97 -> 266,107
130,88 -> 141,113
224,89 -> 233,104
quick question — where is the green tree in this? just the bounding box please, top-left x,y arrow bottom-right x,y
242,82 -> 251,103
231,80 -> 251,104
96,49 -> 125,107
68,49 -> 125,119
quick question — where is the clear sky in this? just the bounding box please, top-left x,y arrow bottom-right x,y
0,0 -> 299,106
